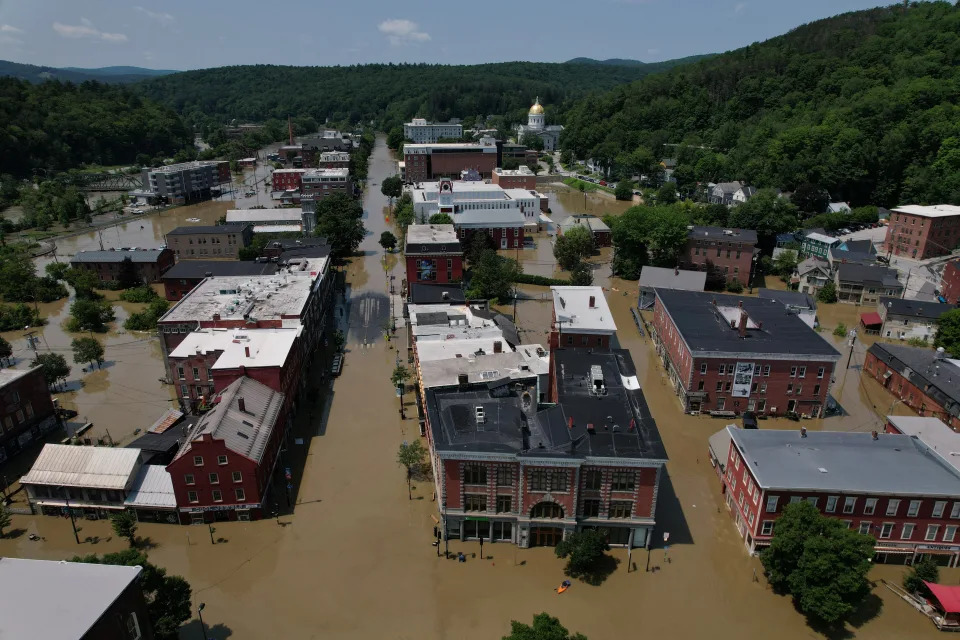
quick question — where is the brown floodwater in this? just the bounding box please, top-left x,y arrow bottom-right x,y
0,142 -> 944,639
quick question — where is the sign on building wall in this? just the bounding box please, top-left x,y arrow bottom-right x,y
732,362 -> 755,398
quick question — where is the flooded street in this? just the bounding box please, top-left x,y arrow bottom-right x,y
0,145 -> 946,639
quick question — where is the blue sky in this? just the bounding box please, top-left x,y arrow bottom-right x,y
0,0 -> 891,70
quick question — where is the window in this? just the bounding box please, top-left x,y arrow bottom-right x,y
786,383 -> 793,394
529,470 -> 568,492
841,520 -> 852,529
187,491 -> 198,504
926,524 -> 941,541
817,367 -> 825,379
610,471 -> 635,492
813,384 -> 821,395
495,495 -> 512,513
907,500 -> 921,517
763,365 -> 771,376
766,495 -> 779,513
184,474 -> 195,485
951,502 -> 960,519
790,366 -> 797,377
232,471 -> 242,483
880,523 -> 894,539
193,367 -> 200,380
235,488 -> 246,502
761,521 -> 774,536
945,525 -> 958,543
700,363 -> 707,375
193,456 -> 203,467
209,473 -> 219,485
825,496 -> 838,513
901,523 -> 915,540
717,398 -> 726,410
217,455 -> 228,466
716,381 -> 723,392
798,366 -> 806,378
583,469 -> 602,491
177,367 -> 185,380
886,499 -> 901,516
212,490 -> 222,503
933,501 -> 947,518
805,497 -> 818,508
464,494 -> 486,512
496,467 -> 513,487
464,464 -> 487,485
126,612 -> 142,640
789,496 -> 801,504
858,522 -> 871,535
864,498 -> 877,515
843,497 -> 856,514
608,501 -> 632,518
760,383 -> 767,394
719,364 -> 726,375
180,384 -> 189,397
582,499 -> 601,517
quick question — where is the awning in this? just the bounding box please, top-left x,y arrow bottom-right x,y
860,312 -> 883,327
925,582 -> 960,614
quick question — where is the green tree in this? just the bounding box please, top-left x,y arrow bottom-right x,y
465,232 -> 496,265
110,511 -> 138,547
70,550 -> 192,640
118,286 -> 160,303
570,261 -> 593,286
527,161 -> 542,176
0,504 -> 11,537
728,189 -> 798,245
313,193 -> 365,259
832,322 -> 848,338
726,279 -> 744,293
656,183 -> 677,204
63,268 -> 102,300
466,251 -> 519,302
503,613 -> 588,640
387,126 -> 405,150
390,364 -> 411,390
760,501 -> 874,624
71,337 -> 105,370
124,298 -> 170,331
818,281 -> 838,304
0,303 -> 43,332
380,175 -> 403,206
791,183 -> 830,214
0,335 -> 11,366
379,231 -> 397,253
397,439 -> 427,500
614,181 -> 633,201
428,212 -> 453,225
554,226 -> 594,271
520,133 -> 545,151
67,299 -> 115,333
903,557 -> 939,598
555,529 -> 613,585
45,262 -> 69,281
772,250 -> 799,281
33,352 -> 70,390
935,309 -> 960,356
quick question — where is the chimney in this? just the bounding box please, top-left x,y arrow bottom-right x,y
457,373 -> 468,387
589,295 -> 596,309
493,340 -> 502,354
738,310 -> 748,338
586,423 -> 595,433
568,416 -> 574,430
212,313 -> 221,321
629,418 -> 636,431
871,430 -> 879,441
237,397 -> 246,413
800,426 -> 807,438
244,346 -> 250,358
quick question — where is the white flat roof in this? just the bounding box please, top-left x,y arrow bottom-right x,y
892,205 -> 960,218
805,232 -> 838,245
0,366 -> 37,387
0,558 -> 142,640
416,336 -> 506,363
551,286 -> 617,334
170,327 -> 301,369
226,209 -> 303,223
406,224 -> 458,244
124,464 -> 176,509
21,444 -> 140,490
887,415 -> 960,473
419,350 -> 546,389
272,168 -> 306,174
303,168 -> 349,178
253,224 -> 303,233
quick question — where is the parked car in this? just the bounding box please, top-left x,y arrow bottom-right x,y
742,411 -> 758,430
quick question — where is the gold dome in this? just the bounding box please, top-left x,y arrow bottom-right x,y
529,97 -> 544,115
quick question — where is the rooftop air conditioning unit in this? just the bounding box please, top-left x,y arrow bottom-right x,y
475,406 -> 486,424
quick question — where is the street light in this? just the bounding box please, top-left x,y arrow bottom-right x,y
197,603 -> 209,640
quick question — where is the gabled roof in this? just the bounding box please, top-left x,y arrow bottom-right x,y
21,444 -> 140,489
868,343 -> 960,411
124,465 -> 176,509
796,257 -> 830,276
757,288 -> 816,310
836,263 -> 901,287
880,297 -> 955,320
713,181 -> 743,194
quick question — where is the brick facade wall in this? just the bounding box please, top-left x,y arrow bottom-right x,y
864,350 -> 960,431
404,152 -> 497,182
943,261 -> 960,304
456,226 -> 524,250
405,254 -> 464,285
885,212 -> 960,260
0,368 -> 56,465
682,238 -> 755,286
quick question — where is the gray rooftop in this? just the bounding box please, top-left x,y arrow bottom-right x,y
71,249 -> 167,264
728,426 -> 960,496
638,266 -> 706,292
0,365 -> 40,388
654,289 -> 840,358
559,215 -> 610,233
688,226 -> 757,244
452,208 -> 525,227
836,263 -> 901,288
0,558 -> 142,640
177,377 -> 284,463
167,224 -> 249,235
408,283 -> 466,305
880,297 -> 955,320
757,288 -> 816,311
867,343 -> 960,415
162,260 -> 279,280
405,224 -> 462,254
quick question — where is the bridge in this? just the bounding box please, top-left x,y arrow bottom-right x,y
69,172 -> 144,192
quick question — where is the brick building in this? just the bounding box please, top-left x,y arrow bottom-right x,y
717,426 -> 960,565
885,205 -> 960,260
865,343 -> 960,431
271,168 -> 306,192
70,249 -> 175,284
682,226 -> 757,286
651,289 -> 840,417
161,260 -> 279,301
165,224 -> 252,261
0,366 -> 57,467
492,166 -> 537,191
943,260 -> 960,304
550,286 -> 617,351
317,151 -> 351,169
301,168 -> 352,200
167,377 -> 286,523
558,215 -> 611,247
404,224 -> 463,285
423,348 -> 667,548
403,139 -> 498,183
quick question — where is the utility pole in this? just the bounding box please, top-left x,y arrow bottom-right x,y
846,329 -> 857,369
64,494 -> 80,544
901,271 -> 910,299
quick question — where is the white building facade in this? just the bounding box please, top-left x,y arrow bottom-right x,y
515,98 -> 563,152
404,118 -> 464,144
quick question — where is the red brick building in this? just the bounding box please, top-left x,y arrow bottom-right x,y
403,140 -> 498,183
423,348 -> 667,548
865,343 -> 960,431
271,168 -> 305,192
550,286 -> 617,351
71,249 -> 175,284
682,226 -> 757,286
167,377 -> 286,523
0,366 -> 58,467
943,260 -> 960,304
404,224 -> 463,285
885,205 -> 960,260
718,426 -> 960,565
651,289 -> 840,417
492,167 -> 537,190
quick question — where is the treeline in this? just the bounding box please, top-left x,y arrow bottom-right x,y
136,61 -> 685,132
0,78 -> 193,178
561,2 -> 960,207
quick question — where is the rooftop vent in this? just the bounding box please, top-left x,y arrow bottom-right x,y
475,406 -> 486,424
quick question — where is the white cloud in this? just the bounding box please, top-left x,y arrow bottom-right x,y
378,19 -> 430,46
134,7 -> 175,27
53,20 -> 128,42
0,24 -> 23,34
734,2 -> 747,13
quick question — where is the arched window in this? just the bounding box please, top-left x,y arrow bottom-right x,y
530,502 -> 564,519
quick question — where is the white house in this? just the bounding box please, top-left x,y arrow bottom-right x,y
732,185 -> 757,205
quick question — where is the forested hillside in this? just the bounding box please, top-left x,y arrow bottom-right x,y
0,78 -> 192,177
136,60 -> 695,130
0,60 -> 176,84
561,2 -> 960,207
